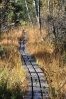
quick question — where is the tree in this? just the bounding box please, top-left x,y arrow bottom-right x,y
24,0 -> 33,27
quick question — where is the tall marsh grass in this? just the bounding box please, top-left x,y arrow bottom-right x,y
0,27 -> 28,99
25,26 -> 66,99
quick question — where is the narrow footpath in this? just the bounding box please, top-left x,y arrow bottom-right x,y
19,36 -> 49,99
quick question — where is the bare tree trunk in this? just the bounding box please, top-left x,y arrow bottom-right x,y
24,0 -> 33,28
47,0 -> 50,36
47,0 -> 50,14
33,0 -> 38,23
38,0 -> 41,36
33,0 -> 41,35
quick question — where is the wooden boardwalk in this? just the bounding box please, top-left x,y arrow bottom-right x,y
19,37 -> 49,99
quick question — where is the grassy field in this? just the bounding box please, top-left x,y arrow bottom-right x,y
0,27 -> 28,99
25,26 -> 66,99
0,25 -> 66,99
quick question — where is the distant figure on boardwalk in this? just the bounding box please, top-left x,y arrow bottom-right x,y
22,29 -> 27,39
22,29 -> 25,36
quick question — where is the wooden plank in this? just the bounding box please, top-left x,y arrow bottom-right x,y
38,73 -> 46,80
24,92 -> 32,99
33,66 -> 40,69
20,37 -> 49,99
21,52 -> 25,55
27,73 -> 32,81
33,93 -> 41,99
24,50 -> 29,55
23,58 -> 29,62
33,87 -> 41,93
31,62 -> 38,66
21,44 -> 24,48
33,80 -> 39,85
28,56 -> 35,61
26,63 -> 32,66
33,86 -> 41,99
22,55 -> 27,58
35,68 -> 43,73
28,68 -> 35,72
31,73 -> 37,77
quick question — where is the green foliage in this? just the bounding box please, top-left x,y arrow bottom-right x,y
0,45 -> 5,55
0,45 -> 5,51
0,0 -> 2,3
62,52 -> 66,63
0,82 -> 23,99
0,45 -> 5,58
12,2 -> 23,12
0,68 -> 25,99
50,87 -> 56,97
65,6 -> 66,11
11,1 -> 28,23
9,45 -> 15,50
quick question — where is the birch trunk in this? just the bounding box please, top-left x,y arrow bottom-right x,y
24,0 -> 33,28
33,0 -> 38,23
37,0 -> 41,35
47,0 -> 50,14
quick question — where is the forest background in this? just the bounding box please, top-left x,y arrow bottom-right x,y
0,0 -> 66,99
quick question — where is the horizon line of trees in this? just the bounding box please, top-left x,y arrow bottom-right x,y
0,0 -> 66,38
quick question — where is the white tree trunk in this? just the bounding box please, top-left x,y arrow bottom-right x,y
33,0 -> 41,31
24,0 -> 33,27
33,0 -> 38,23
37,0 -> 41,35
47,0 -> 50,14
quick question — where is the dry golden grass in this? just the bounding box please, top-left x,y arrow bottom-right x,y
25,26 -> 66,99
0,27 -> 23,46
0,27 -> 28,98
25,26 -> 39,44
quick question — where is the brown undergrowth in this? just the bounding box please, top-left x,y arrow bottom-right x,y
25,26 -> 66,99
0,27 -> 28,99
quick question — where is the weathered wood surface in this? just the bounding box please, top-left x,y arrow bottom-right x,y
19,37 -> 49,99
